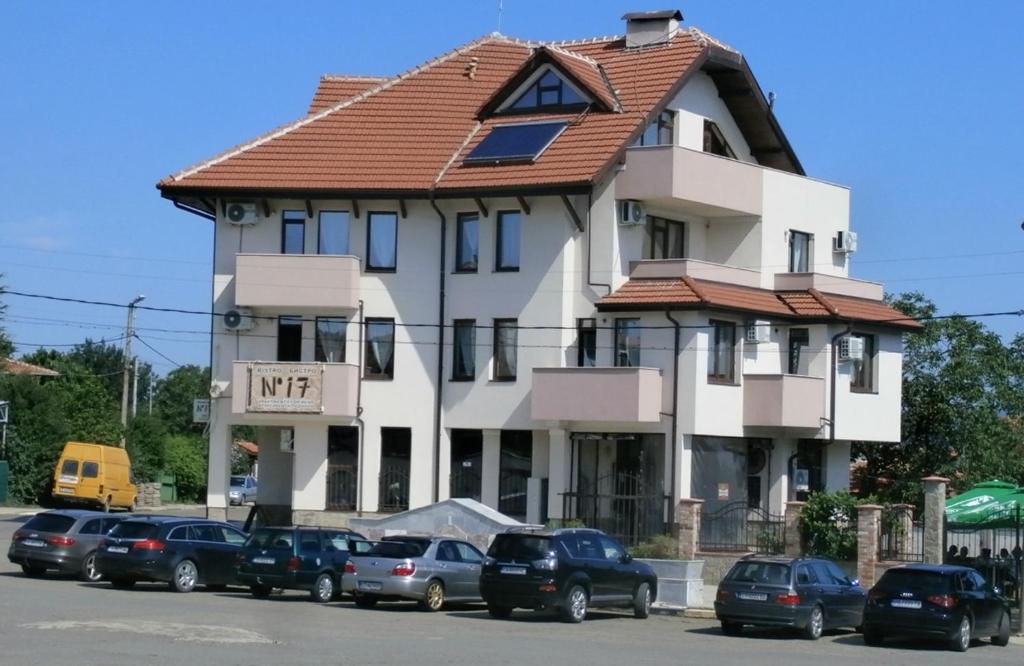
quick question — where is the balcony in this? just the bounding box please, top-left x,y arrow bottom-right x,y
617,146 -> 763,217
231,361 -> 359,420
531,367 -> 663,424
743,374 -> 825,430
234,253 -> 360,310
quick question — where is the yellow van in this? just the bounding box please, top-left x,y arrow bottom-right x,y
52,442 -> 137,512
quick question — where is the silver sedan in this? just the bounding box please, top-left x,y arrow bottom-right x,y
341,536 -> 485,611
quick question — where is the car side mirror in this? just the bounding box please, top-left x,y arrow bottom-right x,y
850,578 -> 860,587
621,553 -> 633,564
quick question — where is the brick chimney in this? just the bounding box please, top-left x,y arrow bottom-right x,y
622,9 -> 683,48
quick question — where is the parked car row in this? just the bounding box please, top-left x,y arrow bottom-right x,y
715,555 -> 1013,651
9,511 -> 657,624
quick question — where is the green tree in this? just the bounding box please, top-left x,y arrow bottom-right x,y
154,365 -> 209,435
125,414 -> 168,483
0,374 -> 69,503
165,434 -> 207,502
855,292 -> 1024,504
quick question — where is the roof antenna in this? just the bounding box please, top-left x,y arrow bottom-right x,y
768,91 -> 777,110
497,0 -> 503,34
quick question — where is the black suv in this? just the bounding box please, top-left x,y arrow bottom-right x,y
237,526 -> 368,602
479,528 -> 658,623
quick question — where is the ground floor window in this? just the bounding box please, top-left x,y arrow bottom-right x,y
450,429 -> 482,502
499,431 -> 532,520
326,426 -> 358,510
794,440 -> 824,501
379,427 -> 411,512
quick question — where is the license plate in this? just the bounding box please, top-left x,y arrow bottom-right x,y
359,581 -> 383,591
891,599 -> 921,609
737,592 -> 768,601
107,546 -> 129,554
58,487 -> 74,494
22,539 -> 45,548
500,566 -> 527,575
252,557 -> 275,565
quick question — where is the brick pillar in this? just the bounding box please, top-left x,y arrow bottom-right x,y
922,476 -> 949,565
857,504 -> 882,589
676,498 -> 703,560
784,501 -> 806,557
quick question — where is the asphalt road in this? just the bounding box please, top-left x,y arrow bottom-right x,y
1,512 -> 1021,666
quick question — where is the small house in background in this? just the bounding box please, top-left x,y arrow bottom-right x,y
234,439 -> 258,478
0,358 -> 60,377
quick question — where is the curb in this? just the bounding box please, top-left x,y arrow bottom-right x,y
682,608 -> 716,619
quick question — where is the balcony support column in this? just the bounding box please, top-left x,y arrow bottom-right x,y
547,429 -> 570,520
481,429 -> 501,511
292,423 -> 328,512
205,399 -> 232,521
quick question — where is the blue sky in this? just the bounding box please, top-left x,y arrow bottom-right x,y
1,1 -> 1022,373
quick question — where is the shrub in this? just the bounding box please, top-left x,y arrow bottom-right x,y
544,518 -> 586,529
799,490 -> 860,561
164,434 -> 207,503
630,534 -> 679,559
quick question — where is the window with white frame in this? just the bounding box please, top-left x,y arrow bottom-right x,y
789,230 -> 813,273
849,333 -> 876,392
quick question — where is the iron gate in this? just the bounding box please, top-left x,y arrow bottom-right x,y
378,463 -> 409,513
699,501 -> 786,553
560,470 -> 670,546
326,464 -> 356,511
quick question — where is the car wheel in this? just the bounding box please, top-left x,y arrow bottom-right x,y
633,582 -> 652,619
21,564 -> 46,578
802,605 -> 824,640
111,577 -> 135,589
419,579 -> 445,612
992,610 -> 1010,647
863,627 -> 884,646
721,620 -> 743,636
950,616 -> 971,652
487,604 -> 513,619
250,584 -> 272,599
311,573 -> 334,603
354,594 -> 378,609
171,559 -> 198,593
562,585 -> 588,623
79,551 -> 102,582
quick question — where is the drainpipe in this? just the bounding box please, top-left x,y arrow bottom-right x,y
585,189 -> 612,296
429,192 -> 447,504
829,323 -> 854,445
355,299 -> 365,516
664,310 -> 681,505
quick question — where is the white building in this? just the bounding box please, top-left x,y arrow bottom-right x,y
159,10 -> 919,540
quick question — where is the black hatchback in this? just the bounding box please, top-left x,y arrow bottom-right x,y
479,528 -> 658,623
95,516 -> 248,592
863,564 -> 1012,651
236,526 -> 368,603
715,556 -> 866,639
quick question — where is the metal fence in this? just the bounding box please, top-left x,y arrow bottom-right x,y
378,464 -> 409,513
699,501 -> 786,554
326,464 -> 356,511
449,468 -> 481,502
879,513 -> 925,562
560,471 -> 670,546
499,470 -> 529,520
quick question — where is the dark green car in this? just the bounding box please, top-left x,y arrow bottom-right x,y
237,526 -> 368,602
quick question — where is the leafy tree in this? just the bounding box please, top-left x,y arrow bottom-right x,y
154,365 -> 209,435
125,414 -> 167,483
854,292 -> 1024,504
800,491 -> 861,561
0,374 -> 69,503
165,434 -> 207,502
0,276 -> 12,357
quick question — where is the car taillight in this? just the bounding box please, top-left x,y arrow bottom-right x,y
716,589 -> 731,602
133,539 -> 165,551
391,562 -> 416,577
927,594 -> 957,609
776,593 -> 801,606
344,561 -> 356,574
539,584 -> 557,592
286,556 -> 301,572
12,533 -> 25,542
46,536 -> 75,547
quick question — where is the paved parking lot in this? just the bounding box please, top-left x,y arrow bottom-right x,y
1,512 -> 1021,665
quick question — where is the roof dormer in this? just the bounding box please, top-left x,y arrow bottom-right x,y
478,46 -> 622,118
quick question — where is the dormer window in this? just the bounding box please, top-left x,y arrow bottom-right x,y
634,110 -> 675,146
508,68 -> 587,111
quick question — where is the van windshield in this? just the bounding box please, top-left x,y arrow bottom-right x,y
60,460 -> 79,477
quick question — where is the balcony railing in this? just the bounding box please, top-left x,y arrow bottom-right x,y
743,374 -> 825,430
231,361 -> 359,419
531,367 -> 663,423
234,253 -> 360,310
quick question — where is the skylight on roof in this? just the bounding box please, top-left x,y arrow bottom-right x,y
464,121 -> 567,165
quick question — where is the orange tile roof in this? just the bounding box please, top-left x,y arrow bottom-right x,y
234,440 -> 259,455
308,76 -> 391,114
598,278 -> 922,330
0,358 -> 60,376
158,31 -> 706,195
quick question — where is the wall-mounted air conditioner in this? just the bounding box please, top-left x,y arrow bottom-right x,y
223,307 -> 256,332
837,335 -> 865,361
617,200 -> 646,226
745,320 -> 771,344
280,428 -> 294,453
833,230 -> 858,254
225,202 -> 260,226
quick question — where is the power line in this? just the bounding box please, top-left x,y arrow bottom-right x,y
0,243 -> 208,266
132,335 -> 182,368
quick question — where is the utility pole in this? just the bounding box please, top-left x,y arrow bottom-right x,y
120,295 -> 145,446
148,379 -> 154,416
132,357 -> 139,418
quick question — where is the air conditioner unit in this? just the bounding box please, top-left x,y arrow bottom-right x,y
833,230 -> 858,254
225,202 -> 260,226
618,200 -> 646,226
837,335 -> 865,361
223,307 -> 256,332
745,320 -> 771,344
280,428 -> 294,453
208,380 -> 229,398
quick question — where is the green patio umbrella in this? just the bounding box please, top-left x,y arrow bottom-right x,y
945,480 -> 1024,527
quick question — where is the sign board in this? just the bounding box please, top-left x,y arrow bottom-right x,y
717,482 -> 730,501
192,399 -> 210,423
246,363 -> 324,414
794,468 -> 810,492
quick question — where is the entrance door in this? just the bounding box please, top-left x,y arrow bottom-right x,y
499,431 -> 532,520
450,430 -> 482,501
379,428 -> 410,512
327,426 -> 358,510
